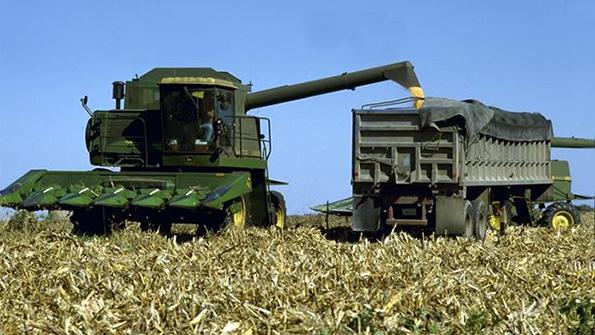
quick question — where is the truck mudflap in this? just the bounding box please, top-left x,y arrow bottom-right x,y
0,169 -> 252,211
434,195 -> 468,236
351,195 -> 381,232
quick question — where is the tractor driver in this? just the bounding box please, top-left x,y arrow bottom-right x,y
188,89 -> 216,146
197,108 -> 214,145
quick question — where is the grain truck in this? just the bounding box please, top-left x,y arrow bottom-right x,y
349,98 -> 593,239
313,97 -> 593,238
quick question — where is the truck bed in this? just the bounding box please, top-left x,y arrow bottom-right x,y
352,109 -> 552,188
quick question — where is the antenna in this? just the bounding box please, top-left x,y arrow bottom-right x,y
80,96 -> 92,116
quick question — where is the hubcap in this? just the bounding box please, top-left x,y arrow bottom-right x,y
231,198 -> 246,229
275,206 -> 285,229
552,211 -> 572,230
477,211 -> 487,238
465,211 -> 473,237
488,214 -> 500,231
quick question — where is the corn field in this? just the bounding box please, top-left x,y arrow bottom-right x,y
0,211 -> 593,334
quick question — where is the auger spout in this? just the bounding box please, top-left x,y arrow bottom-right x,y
245,61 -> 424,111
551,137 -> 595,148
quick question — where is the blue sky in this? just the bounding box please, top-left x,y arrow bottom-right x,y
1,0 -> 594,214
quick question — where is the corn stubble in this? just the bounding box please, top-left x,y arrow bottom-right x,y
0,212 -> 593,334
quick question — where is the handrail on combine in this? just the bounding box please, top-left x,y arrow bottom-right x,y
230,115 -> 271,159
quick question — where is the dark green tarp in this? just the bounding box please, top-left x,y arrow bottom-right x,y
419,97 -> 553,142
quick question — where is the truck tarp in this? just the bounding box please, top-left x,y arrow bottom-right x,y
419,97 -> 553,142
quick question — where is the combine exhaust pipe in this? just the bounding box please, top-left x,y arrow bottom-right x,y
112,81 -> 125,110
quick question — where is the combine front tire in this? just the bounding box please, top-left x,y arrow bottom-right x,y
220,194 -> 252,231
70,208 -> 125,236
270,191 -> 287,229
70,209 -> 109,236
158,221 -> 173,236
540,202 -> 581,230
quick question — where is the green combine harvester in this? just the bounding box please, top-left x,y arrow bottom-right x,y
0,62 -> 424,235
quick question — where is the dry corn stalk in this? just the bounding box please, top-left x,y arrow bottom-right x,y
0,212 -> 593,334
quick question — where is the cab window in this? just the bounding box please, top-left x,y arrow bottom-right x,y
161,86 -> 217,152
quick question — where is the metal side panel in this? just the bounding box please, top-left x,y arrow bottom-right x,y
352,109 -> 460,186
463,135 -> 552,186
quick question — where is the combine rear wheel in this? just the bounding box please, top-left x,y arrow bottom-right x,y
540,202 -> 581,230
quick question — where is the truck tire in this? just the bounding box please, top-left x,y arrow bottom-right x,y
473,200 -> 488,241
270,191 -> 287,229
539,202 -> 581,230
463,200 -> 474,238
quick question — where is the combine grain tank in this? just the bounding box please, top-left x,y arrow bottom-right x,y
0,62 -> 424,235
351,98 -> 594,239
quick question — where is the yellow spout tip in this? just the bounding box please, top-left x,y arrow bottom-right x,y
408,86 -> 425,109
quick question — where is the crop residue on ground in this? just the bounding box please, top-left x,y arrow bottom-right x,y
0,212 -> 593,334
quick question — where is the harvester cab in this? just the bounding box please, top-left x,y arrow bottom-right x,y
157,77 -> 269,163
82,62 -> 425,171
159,80 -> 234,152
85,68 -> 266,170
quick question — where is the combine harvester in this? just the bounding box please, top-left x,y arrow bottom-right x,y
314,97 -> 594,239
0,62 -> 423,235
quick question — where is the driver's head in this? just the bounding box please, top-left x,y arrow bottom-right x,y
199,108 -> 214,121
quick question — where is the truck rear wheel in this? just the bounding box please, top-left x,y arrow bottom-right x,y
435,196 -> 474,237
463,200 -> 474,238
473,200 -> 488,241
540,202 -> 581,230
